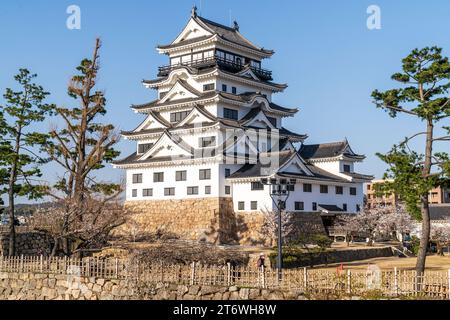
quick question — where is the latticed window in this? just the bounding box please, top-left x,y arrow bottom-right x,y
143,189 -> 153,197
164,188 -> 175,196
224,108 -> 238,120
199,169 -> 211,180
132,174 -> 142,184
153,172 -> 164,182
187,186 -> 199,195
176,171 -> 187,181
170,111 -> 190,123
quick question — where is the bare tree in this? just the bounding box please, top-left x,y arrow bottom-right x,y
30,196 -> 129,256
42,38 -> 122,256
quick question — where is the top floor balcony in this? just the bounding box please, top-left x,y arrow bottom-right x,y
157,56 -> 273,81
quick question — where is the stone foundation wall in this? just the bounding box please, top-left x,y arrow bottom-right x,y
0,232 -> 54,257
119,199 -> 327,246
118,198 -> 233,244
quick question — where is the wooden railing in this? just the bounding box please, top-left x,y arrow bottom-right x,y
0,256 -> 449,299
158,56 -> 273,80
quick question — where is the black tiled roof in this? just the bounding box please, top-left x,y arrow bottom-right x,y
299,141 -> 364,160
342,172 -> 374,181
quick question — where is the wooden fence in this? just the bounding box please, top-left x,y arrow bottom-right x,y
0,255 -> 449,299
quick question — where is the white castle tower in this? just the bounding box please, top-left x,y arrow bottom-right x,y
114,8 -> 373,244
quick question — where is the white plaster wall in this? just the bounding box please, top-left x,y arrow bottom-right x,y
126,163 -> 220,200
231,181 -> 364,213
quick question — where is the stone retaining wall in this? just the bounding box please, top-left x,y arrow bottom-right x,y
0,232 -> 54,257
0,271 -> 307,300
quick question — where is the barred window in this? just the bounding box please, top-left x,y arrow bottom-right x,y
143,189 -> 153,197
187,186 -> 199,195
320,185 -> 328,194
223,108 -> 238,120
153,172 -> 164,183
203,83 -> 215,91
205,186 -> 211,195
176,171 -> 187,181
199,169 -> 211,180
251,182 -> 264,191
251,201 -> 258,210
295,202 -> 304,211
350,187 -> 357,196
336,186 -> 343,195
238,202 -> 245,210
303,184 -> 312,192
170,111 -> 190,123
132,174 -> 142,184
164,188 -> 175,196
131,189 -> 137,198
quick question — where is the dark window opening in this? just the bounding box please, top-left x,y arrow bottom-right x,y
251,201 -> 258,210
312,202 -> 317,211
303,184 -> 312,192
336,186 -> 343,195
187,186 -> 199,195
199,136 -> 216,148
224,108 -> 238,120
350,187 -> 357,196
143,189 -> 153,197
295,202 -> 304,211
343,164 -> 351,173
320,185 -> 329,194
176,171 -> 187,181
238,202 -> 245,210
199,169 -> 211,180
203,83 -> 215,91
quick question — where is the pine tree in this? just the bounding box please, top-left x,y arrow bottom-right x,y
372,47 -> 450,277
0,69 -> 54,256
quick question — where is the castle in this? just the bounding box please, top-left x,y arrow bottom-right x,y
113,8 -> 373,244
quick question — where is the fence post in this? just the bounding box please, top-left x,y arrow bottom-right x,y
40,255 -> 43,273
227,263 -> 231,286
20,254 -> 24,272
87,258 -> 91,277
448,269 -> 450,300
190,262 -> 196,285
261,266 -> 266,289
115,258 -> 119,278
394,267 -> 399,296
303,268 -> 308,292
347,270 -> 352,295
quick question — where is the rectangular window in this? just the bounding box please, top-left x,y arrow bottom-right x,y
267,117 -> 277,127
350,187 -> 357,196
232,87 -> 237,94
203,83 -> 215,91
295,202 -> 304,211
187,186 -> 199,195
312,202 -> 317,211
181,55 -> 191,64
251,201 -> 258,210
143,189 -> 153,197
238,202 -> 245,211
225,186 -> 231,195
320,185 -> 328,194
131,189 -> 137,198
175,170 -> 187,181
343,203 -> 348,211
170,111 -> 190,123
199,169 -> 211,180
205,186 -> 211,195
138,143 -> 154,154
132,174 -> 143,184
356,204 -> 361,212
225,169 -> 231,178
222,84 -> 227,92
251,182 -> 264,191
303,184 -> 312,192
192,52 -> 202,61
223,108 -> 238,120
343,164 -> 351,173
336,186 -> 343,195
199,136 -> 216,148
153,172 -> 164,183
164,188 -> 175,196
287,184 -> 295,192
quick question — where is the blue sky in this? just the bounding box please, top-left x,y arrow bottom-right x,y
0,0 -> 449,202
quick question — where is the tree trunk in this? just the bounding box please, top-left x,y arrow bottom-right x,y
7,132 -> 21,257
416,118 -> 433,278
